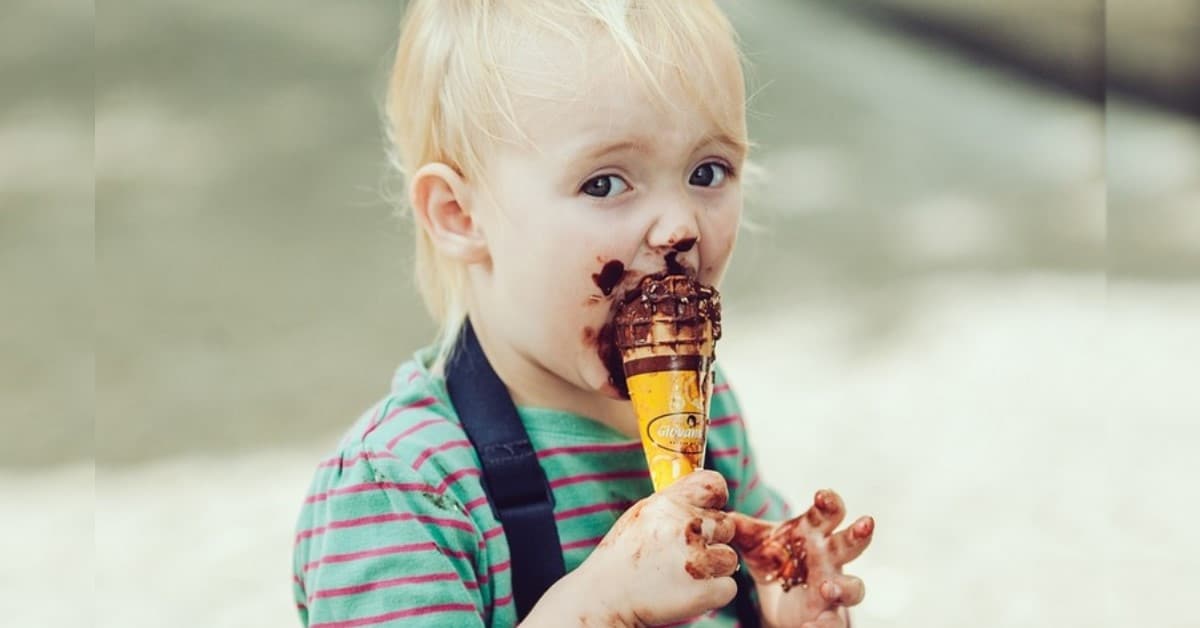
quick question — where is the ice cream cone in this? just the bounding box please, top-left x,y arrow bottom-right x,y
614,274 -> 721,491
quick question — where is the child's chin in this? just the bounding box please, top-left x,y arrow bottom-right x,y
596,381 -> 628,401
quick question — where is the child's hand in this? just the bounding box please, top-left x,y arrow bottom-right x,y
730,490 -> 874,628
543,470 -> 739,627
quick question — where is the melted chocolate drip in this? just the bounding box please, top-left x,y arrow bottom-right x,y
664,251 -> 686,276
673,238 -> 697,252
592,260 -> 626,296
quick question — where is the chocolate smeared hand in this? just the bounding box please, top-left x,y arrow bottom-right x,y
730,514 -> 809,591
600,261 -> 722,491
728,489 -> 875,594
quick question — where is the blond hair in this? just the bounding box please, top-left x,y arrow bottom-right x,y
384,0 -> 748,366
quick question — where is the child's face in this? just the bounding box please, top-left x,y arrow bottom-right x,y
468,33 -> 745,401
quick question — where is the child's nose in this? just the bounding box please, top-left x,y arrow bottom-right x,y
645,202 -> 701,255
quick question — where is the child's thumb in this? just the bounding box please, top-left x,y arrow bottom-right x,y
665,469 -> 728,510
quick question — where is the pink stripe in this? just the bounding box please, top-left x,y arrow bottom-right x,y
713,383 -> 731,395
464,496 -> 490,512
412,439 -> 472,468
483,527 -> 504,540
362,397 -> 439,441
305,480 -> 437,505
441,546 -> 474,560
364,401 -> 391,432
495,593 -> 514,607
708,446 -> 739,458
746,473 -> 761,493
561,534 -> 606,551
710,413 -> 741,427
549,469 -> 648,489
311,572 -> 460,600
303,541 -> 439,573
555,501 -> 626,521
310,602 -> 477,628
407,370 -> 421,383
741,455 -> 750,467
435,467 -> 483,492
295,512 -> 475,545
318,450 -> 399,469
537,441 -> 642,458
752,501 -> 771,518
473,559 -> 512,587
382,404 -> 448,449
297,601 -> 308,611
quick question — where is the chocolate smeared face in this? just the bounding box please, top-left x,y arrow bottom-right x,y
412,20 -> 744,406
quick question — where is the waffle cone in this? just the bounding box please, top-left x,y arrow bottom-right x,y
614,274 -> 720,491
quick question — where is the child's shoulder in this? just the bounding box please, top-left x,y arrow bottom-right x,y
320,352 -> 478,486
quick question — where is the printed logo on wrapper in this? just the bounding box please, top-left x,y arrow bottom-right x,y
645,412 -> 708,454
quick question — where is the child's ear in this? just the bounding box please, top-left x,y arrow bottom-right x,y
409,163 -> 488,264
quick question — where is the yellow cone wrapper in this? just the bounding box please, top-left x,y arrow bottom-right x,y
625,354 -> 713,491
613,274 -> 721,492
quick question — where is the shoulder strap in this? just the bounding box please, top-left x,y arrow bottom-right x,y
704,449 -> 763,628
447,320 -> 760,625
445,321 -> 566,620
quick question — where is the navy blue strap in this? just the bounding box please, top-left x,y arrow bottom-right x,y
705,449 -> 762,628
445,321 -> 565,620
446,320 -> 759,624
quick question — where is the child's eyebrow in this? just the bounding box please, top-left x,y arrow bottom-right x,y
577,138 -> 652,162
570,133 -> 746,166
699,133 -> 749,160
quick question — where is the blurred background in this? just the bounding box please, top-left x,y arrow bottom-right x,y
4,0 -> 1197,625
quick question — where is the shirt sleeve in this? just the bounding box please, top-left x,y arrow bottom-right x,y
709,372 -> 793,521
731,421 -> 792,521
293,448 -> 488,627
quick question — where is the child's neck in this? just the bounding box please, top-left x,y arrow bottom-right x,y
471,321 -> 639,440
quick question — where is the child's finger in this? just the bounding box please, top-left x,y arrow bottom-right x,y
801,609 -> 846,628
696,575 -> 738,611
827,515 -> 875,565
686,544 -> 739,579
803,489 -> 846,535
700,511 -> 736,545
667,469 -> 729,510
819,574 -> 866,607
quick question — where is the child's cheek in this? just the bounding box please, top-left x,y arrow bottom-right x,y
584,251 -> 635,303
701,229 -> 738,286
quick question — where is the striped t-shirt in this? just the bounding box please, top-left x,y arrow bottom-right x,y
293,349 -> 791,627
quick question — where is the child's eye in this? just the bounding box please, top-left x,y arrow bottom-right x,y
688,162 -> 730,188
580,174 -> 630,198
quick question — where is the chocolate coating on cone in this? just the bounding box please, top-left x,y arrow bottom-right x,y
613,273 -> 722,355
622,354 -> 707,377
